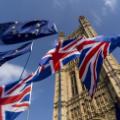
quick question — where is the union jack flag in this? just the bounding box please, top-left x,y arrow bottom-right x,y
78,40 -> 110,96
0,74 -> 33,120
30,65 -> 53,82
61,35 -> 120,96
40,38 -> 80,73
77,35 -> 120,96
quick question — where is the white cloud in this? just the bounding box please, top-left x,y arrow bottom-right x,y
103,0 -> 117,12
91,11 -> 102,26
0,63 -> 28,85
53,0 -> 65,9
53,0 -> 79,9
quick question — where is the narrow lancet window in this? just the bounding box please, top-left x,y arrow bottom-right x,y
70,71 -> 78,96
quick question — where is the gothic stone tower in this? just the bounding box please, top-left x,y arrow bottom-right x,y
53,16 -> 120,120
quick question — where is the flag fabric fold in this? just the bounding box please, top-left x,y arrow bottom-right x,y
77,35 -> 120,96
92,35 -> 120,52
31,65 -> 53,82
26,39 -> 80,83
0,20 -> 58,44
0,74 -> 32,120
60,35 -> 120,96
39,40 -> 80,73
0,42 -> 32,66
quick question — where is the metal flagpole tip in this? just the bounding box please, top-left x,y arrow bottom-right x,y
53,23 -> 58,33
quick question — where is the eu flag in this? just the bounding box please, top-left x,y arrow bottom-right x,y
0,42 -> 32,66
0,20 -> 58,44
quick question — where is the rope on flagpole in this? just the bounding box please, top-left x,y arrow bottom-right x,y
18,42 -> 34,81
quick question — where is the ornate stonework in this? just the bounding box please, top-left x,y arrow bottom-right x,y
53,16 -> 120,120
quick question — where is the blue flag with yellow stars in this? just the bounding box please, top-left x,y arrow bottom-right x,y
0,20 -> 58,44
0,42 -> 32,66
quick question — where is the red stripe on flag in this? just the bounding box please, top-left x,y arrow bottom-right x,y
77,40 -> 96,51
0,86 -> 31,105
7,74 -> 32,95
103,42 -> 109,58
79,42 -> 104,78
12,103 -> 29,108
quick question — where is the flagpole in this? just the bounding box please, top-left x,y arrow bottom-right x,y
26,84 -> 33,120
58,71 -> 62,120
57,35 -> 64,120
25,42 -> 34,120
26,108 -> 30,120
17,41 -> 34,120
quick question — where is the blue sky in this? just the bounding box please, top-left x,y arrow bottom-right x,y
0,0 -> 120,120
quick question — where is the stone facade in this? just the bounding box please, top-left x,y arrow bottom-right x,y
53,16 -> 120,120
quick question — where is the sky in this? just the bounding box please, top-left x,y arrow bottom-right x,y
0,0 -> 120,120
